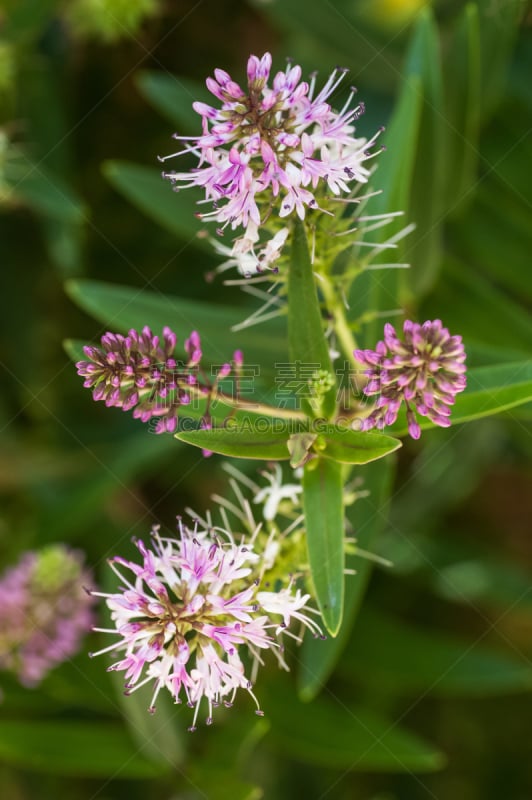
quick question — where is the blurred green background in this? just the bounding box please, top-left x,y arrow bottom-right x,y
1,0 -> 531,798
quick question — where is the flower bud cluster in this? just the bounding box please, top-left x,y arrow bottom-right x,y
355,319 -> 467,439
76,326 -> 238,434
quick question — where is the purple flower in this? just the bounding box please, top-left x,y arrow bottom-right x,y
76,326 -> 240,434
90,520 -> 322,729
354,319 -> 467,439
159,52 -> 381,246
0,546 -> 95,686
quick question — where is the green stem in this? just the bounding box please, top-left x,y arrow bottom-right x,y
217,393 -> 307,422
319,277 -> 362,369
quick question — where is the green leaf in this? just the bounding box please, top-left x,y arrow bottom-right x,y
341,607 -> 532,697
0,720 -> 161,777
442,3 -> 481,217
65,278 -> 288,372
265,680 -> 445,772
39,431 -> 180,541
422,256 -> 532,353
320,426 -> 401,464
302,458 -> 344,636
402,8 -> 445,297
14,158 -> 86,224
136,71 -> 211,131
288,218 -> 336,418
108,659 -> 185,767
103,160 -> 209,247
358,76 -> 422,344
392,361 -> 532,436
478,0 -> 524,120
299,458 -> 395,699
175,424 -> 292,460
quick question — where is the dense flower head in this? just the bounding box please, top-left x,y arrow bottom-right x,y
90,519 -> 322,729
354,319 -> 467,439
159,52 -> 382,271
76,326 -> 239,434
0,545 -> 95,686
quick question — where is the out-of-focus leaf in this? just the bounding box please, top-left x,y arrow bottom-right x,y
103,160 -> 209,248
422,257 -> 532,353
302,458 -> 344,636
390,419 -> 503,535
136,71 -> 210,131
402,9 -> 445,297
478,0 -> 524,119
442,3 -> 481,217
1,0 -> 57,42
260,0 -> 401,89
38,431 -> 179,541
175,424 -> 292,460
0,720 -> 161,777
186,771 -> 264,800
18,55 -> 85,275
451,186 -> 532,301
392,361 -> 532,436
299,458 -> 395,700
358,76 -> 422,344
265,680 -> 445,772
385,530 -> 532,615
14,158 -> 86,224
341,607 -> 532,697
288,219 -> 335,418
65,278 -> 288,371
108,657 -> 185,767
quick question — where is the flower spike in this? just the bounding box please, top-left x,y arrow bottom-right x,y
355,319 -> 467,438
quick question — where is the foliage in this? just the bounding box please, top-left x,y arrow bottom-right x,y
1,1 -> 532,798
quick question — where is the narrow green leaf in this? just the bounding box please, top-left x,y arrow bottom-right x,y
392,361 -> 532,436
136,71 -> 211,131
175,424 -> 292,460
341,607 -> 532,697
0,720 -> 161,778
442,3 -> 481,217
108,658 -> 185,767
265,680 -> 444,772
288,219 -> 336,418
298,458 -> 395,699
103,160 -> 209,247
422,256 -> 532,353
478,0 -> 524,120
402,8 -> 445,296
320,426 -> 401,464
358,76 -> 422,344
14,158 -> 86,224
302,458 -> 344,636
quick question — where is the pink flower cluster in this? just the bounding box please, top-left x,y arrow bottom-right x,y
76,326 -> 238,434
0,546 -> 95,686
90,521 -> 321,729
160,52 -> 381,249
355,319 -> 467,439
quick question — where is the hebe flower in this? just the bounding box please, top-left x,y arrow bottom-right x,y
355,319 -> 467,439
76,326 -> 238,434
90,520 -> 322,730
0,545 -> 95,686
160,52 -> 382,270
